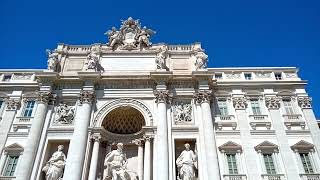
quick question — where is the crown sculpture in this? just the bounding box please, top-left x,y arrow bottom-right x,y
105,17 -> 155,50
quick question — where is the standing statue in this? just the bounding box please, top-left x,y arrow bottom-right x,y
136,26 -> 154,48
155,45 -> 168,70
104,143 -> 131,180
87,50 -> 100,70
42,145 -> 66,180
194,51 -> 208,70
46,49 -> 59,71
105,27 -> 123,49
176,143 -> 197,180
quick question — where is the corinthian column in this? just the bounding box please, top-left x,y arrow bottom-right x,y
63,90 -> 95,180
16,92 -> 54,180
0,98 -> 20,156
154,90 -> 171,180
265,96 -> 300,180
88,134 -> 101,180
133,139 -> 144,180
193,90 -> 220,179
298,96 -> 320,159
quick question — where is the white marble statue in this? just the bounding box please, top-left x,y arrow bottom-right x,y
155,45 -> 168,70
137,26 -> 154,48
87,50 -> 100,70
194,51 -> 208,70
104,143 -> 131,180
176,143 -> 197,180
42,145 -> 66,180
46,49 -> 59,71
105,27 -> 123,49
53,103 -> 75,124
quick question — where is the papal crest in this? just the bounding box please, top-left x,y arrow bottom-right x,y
104,17 -> 155,50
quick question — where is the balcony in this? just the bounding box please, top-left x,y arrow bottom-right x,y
215,115 -> 237,130
283,114 -> 305,130
261,174 -> 285,180
223,174 -> 247,180
300,174 -> 320,180
249,115 -> 271,130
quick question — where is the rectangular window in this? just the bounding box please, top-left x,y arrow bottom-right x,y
217,100 -> 228,116
3,75 -> 12,82
3,155 -> 19,176
215,73 -> 223,79
23,100 -> 35,117
226,154 -> 238,174
300,153 -> 314,174
263,154 -> 276,174
244,73 -> 252,80
283,99 -> 295,115
250,100 -> 262,115
275,73 -> 282,80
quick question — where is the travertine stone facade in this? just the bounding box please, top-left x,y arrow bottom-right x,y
0,18 -> 319,180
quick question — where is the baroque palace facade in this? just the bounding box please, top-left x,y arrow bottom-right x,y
0,17 -> 319,180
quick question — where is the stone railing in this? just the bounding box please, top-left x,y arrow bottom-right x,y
223,174 -> 247,180
66,45 -> 91,53
283,114 -> 305,130
16,116 -> 33,123
300,174 -> 320,180
218,115 -> 235,121
215,115 -> 237,130
249,115 -> 271,130
0,176 -> 16,180
249,114 -> 268,121
261,174 -> 285,180
168,45 -> 192,51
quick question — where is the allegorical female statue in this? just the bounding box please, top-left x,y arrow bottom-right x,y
42,145 -> 66,180
176,143 -> 197,180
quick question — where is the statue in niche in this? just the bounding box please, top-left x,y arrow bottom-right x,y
104,143 -> 133,180
176,143 -> 197,180
46,49 -> 59,71
42,145 -> 66,180
155,45 -> 168,70
53,103 -> 75,124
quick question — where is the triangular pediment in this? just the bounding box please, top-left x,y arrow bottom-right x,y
4,143 -> 24,152
291,140 -> 314,152
255,141 -> 278,153
218,141 -> 242,153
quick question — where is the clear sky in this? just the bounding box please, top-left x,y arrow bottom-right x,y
1,0 -> 319,118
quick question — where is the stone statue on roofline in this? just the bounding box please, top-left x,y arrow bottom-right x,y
46,49 -> 59,71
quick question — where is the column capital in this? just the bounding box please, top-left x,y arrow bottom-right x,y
265,96 -> 281,110
78,90 -> 95,104
154,90 -> 172,104
133,139 -> 144,146
91,134 -> 101,142
143,135 -> 153,142
36,91 -> 55,104
5,98 -> 21,111
232,97 -> 247,110
193,90 -> 212,104
298,96 -> 312,109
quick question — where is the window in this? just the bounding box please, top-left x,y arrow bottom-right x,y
275,73 -> 282,80
244,73 -> 252,80
283,99 -> 295,115
263,153 -> 276,174
215,73 -> 223,79
217,99 -> 228,116
3,155 -> 19,176
300,153 -> 314,174
3,75 -> 12,82
226,154 -> 238,174
250,99 -> 261,115
22,100 -> 35,117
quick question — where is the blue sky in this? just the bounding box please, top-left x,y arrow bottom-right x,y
1,0 -> 319,118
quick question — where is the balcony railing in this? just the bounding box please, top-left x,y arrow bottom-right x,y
223,174 -> 247,180
215,115 -> 237,130
0,176 -> 16,180
300,174 -> 320,180
283,114 -> 305,130
249,114 -> 268,121
261,174 -> 285,180
249,115 -> 271,130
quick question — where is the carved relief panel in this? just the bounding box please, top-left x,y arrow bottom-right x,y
172,100 -> 193,125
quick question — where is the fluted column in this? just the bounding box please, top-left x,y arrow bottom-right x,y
143,136 -> 151,180
0,98 -> 20,156
134,139 -> 144,180
298,96 -> 320,159
266,96 -> 300,180
154,90 -> 171,180
88,134 -> 101,180
63,90 -> 95,180
194,90 -> 220,179
16,92 -> 53,180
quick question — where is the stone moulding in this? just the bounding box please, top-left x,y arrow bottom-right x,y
93,98 -> 154,127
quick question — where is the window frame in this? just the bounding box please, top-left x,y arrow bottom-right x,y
275,72 -> 282,80
263,153 -> 277,174
226,153 -> 239,174
282,99 -> 295,115
217,99 -> 229,116
2,155 -> 19,176
22,100 -> 35,117
244,73 -> 252,80
250,99 -> 262,115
